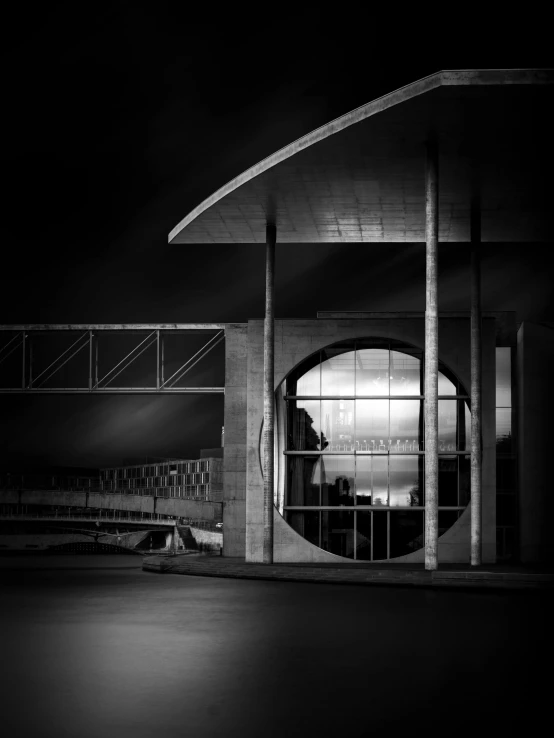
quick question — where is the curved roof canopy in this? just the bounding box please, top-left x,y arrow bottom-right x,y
169,69 -> 554,244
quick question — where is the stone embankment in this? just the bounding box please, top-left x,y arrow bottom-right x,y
143,555 -> 554,591
177,525 -> 222,552
0,530 -> 149,552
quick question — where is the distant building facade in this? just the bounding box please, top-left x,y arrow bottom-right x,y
99,456 -> 223,503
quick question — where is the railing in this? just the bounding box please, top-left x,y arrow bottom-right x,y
0,511 -> 177,525
177,519 -> 223,532
0,483 -> 216,502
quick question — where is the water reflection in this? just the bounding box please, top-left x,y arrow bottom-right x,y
2,556 -> 549,738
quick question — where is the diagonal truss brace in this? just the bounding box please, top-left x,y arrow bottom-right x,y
0,324 -> 226,394
0,331 -> 25,367
95,331 -> 158,389
159,330 -> 225,389
33,332 -> 90,388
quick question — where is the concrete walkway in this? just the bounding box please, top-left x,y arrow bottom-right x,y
142,554 -> 554,590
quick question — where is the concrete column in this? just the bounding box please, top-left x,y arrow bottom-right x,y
172,524 -> 180,553
424,140 -> 439,571
470,193 -> 482,566
263,223 -> 276,563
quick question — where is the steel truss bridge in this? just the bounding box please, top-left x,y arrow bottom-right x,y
0,324 -> 226,394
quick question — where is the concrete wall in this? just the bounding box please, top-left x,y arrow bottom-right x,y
222,323 -> 248,556
518,322 -> 554,562
0,530 -> 149,551
207,458 -> 224,503
244,317 -> 497,564
189,526 -> 223,548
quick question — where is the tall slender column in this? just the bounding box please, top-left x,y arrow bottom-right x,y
424,140 -> 439,571
470,191 -> 482,566
263,222 -> 276,564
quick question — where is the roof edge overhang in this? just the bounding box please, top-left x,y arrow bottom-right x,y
168,69 -> 554,244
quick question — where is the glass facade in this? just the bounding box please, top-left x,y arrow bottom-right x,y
99,458 -> 222,501
496,347 -> 517,560
282,339 -> 471,561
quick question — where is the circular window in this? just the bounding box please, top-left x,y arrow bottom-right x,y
279,338 -> 471,561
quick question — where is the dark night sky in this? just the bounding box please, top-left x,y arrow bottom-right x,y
1,7 -> 552,469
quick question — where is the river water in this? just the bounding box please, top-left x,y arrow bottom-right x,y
1,555 -> 551,738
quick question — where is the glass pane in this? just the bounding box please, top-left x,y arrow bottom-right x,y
390,350 -> 421,395
321,346 -> 355,396
287,456 -> 321,506
285,511 -> 320,546
390,511 -> 424,558
320,455 -> 355,506
296,365 -> 320,395
458,401 -> 471,451
390,400 -> 422,452
355,456 -> 372,505
321,399 -> 354,451
496,408 -> 512,453
438,370 -> 457,395
389,456 -> 421,507
496,348 -> 512,407
356,511 -> 372,560
355,348 -> 389,395
459,455 -> 471,507
439,400 -> 457,451
288,352 -> 321,396
355,399 -> 389,450
287,400 -> 321,450
372,456 -> 388,506
373,511 -> 388,560
321,510 -> 355,558
438,456 -> 458,506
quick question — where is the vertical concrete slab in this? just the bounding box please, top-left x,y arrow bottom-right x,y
518,323 -> 554,562
245,321 -> 265,561
424,139 -> 439,571
262,225 -> 276,562
223,323 -> 248,557
481,318 -> 497,563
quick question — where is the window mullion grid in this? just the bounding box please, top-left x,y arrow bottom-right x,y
286,395 -> 467,400
284,345 -> 470,561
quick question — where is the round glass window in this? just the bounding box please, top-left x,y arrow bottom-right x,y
279,338 -> 471,561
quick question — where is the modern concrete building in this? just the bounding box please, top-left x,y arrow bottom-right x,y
99,455 -> 223,502
169,69 -> 553,566
218,312 -> 536,564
